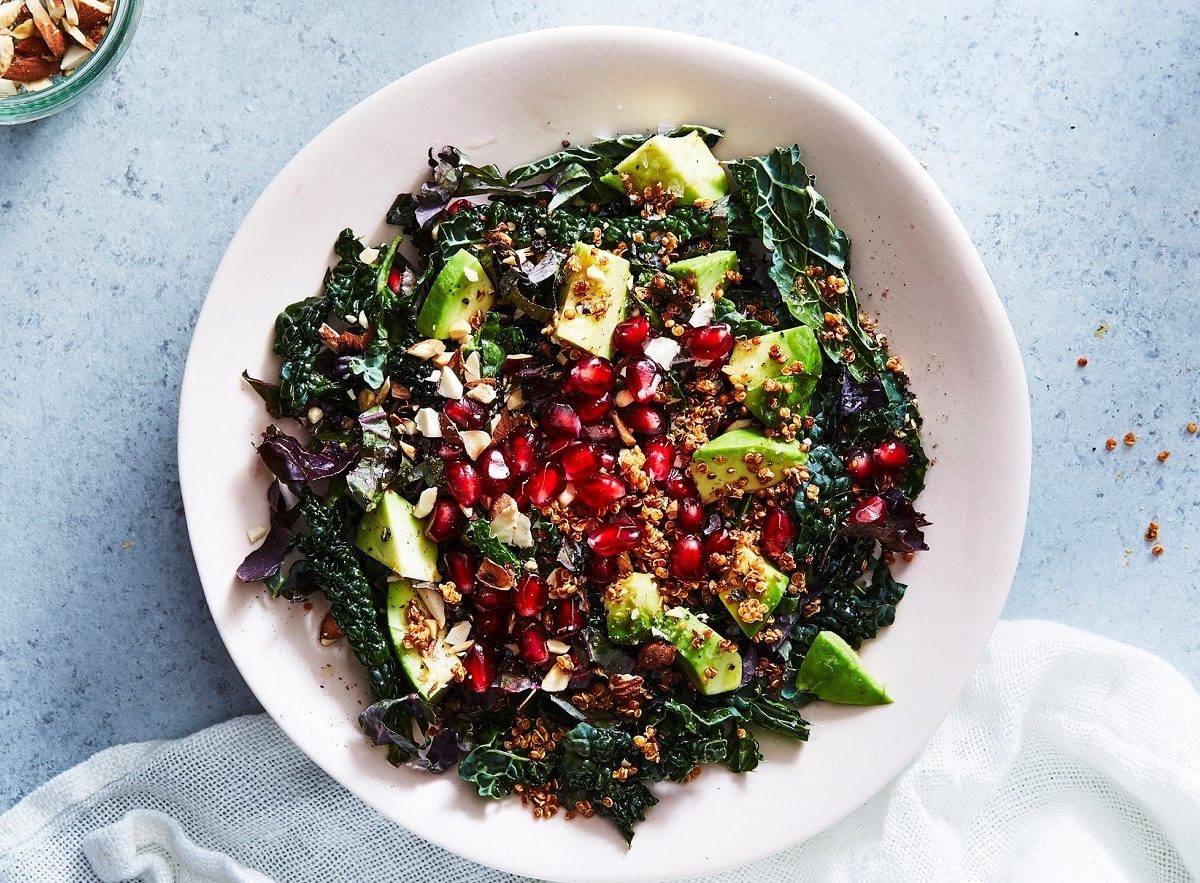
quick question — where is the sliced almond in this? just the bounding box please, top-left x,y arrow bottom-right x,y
319,611 -> 345,646
0,0 -> 21,29
61,19 -> 91,48
0,34 -> 11,75
431,350 -> 454,368
476,557 -> 514,590
546,639 -> 571,655
467,383 -> 497,404
44,0 -> 62,23
245,524 -> 268,544
610,411 -> 636,446
25,0 -> 66,57
73,0 -> 103,27
459,429 -> 490,460
58,40 -> 85,68
505,388 -> 525,411
405,338 -> 446,360
447,318 -> 473,343
541,659 -> 573,692
613,388 -> 634,408
463,350 -> 482,383
444,620 -> 472,647
0,78 -> 17,95
437,366 -> 464,400
2,52 -> 55,80
414,407 -> 442,438
60,0 -> 75,26
9,19 -> 32,39
417,587 -> 446,630
411,487 -> 438,519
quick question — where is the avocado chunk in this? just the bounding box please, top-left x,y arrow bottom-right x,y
554,243 -> 631,358
386,580 -> 459,702
656,607 -> 742,696
604,571 -> 665,644
666,250 -> 739,304
796,631 -> 892,705
416,248 -> 495,339
689,428 -> 809,502
718,544 -> 789,637
722,326 -> 822,427
600,132 -> 729,203
355,490 -> 439,582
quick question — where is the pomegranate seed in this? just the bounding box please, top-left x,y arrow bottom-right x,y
510,477 -> 531,511
642,438 -> 675,482
851,495 -> 888,525
445,460 -> 482,507
442,549 -> 476,595
873,440 -> 911,472
526,463 -> 566,507
542,402 -> 582,439
684,324 -> 734,361
506,430 -> 537,476
386,266 -> 402,294
514,573 -> 549,618
554,600 -> 585,635
516,620 -> 551,666
761,509 -> 796,558
572,392 -> 613,425
585,554 -> 619,585
671,535 -> 706,580
542,437 -> 573,459
676,497 -> 705,533
473,586 -> 513,612
566,356 -> 617,396
463,643 -> 496,692
702,527 -> 734,556
612,315 -> 650,354
474,609 -> 508,641
560,442 -> 604,480
662,468 -> 698,499
443,397 -> 487,430
588,519 -> 643,557
624,358 -> 662,403
424,498 -> 463,542
844,449 -> 875,484
446,198 -> 472,214
622,403 -> 665,435
436,441 -> 463,461
479,446 -> 512,497
583,422 -> 619,446
598,449 -> 617,471
575,473 -> 628,510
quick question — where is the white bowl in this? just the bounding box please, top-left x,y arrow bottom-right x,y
179,26 -> 1029,882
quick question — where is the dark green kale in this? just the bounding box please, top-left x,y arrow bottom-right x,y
561,723 -> 659,843
793,445 -> 854,555
463,518 -> 523,569
459,725 -> 553,799
728,146 -> 878,378
794,554 -> 907,653
649,700 -> 760,780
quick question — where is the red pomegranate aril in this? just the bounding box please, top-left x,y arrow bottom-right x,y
612,315 -> 650,354
761,509 -> 796,558
598,449 -> 617,471
844,449 -> 875,484
676,497 -> 706,533
588,519 -> 643,557
662,468 -> 698,499
567,356 -> 617,396
443,397 -> 487,430
526,463 -> 566,507
575,473 -> 628,509
560,442 -> 604,481
573,392 -> 613,425
684,324 -> 735,361
642,438 -> 675,482
554,600 -> 585,635
516,620 -> 551,666
583,421 -> 619,446
514,573 -> 549,618
446,198 -> 472,214
851,494 -> 888,525
474,609 -> 508,641
672,535 -> 706,580
622,403 -> 665,435
542,402 -> 582,439
585,554 -> 619,585
442,549 -> 476,594
624,358 -> 662,403
463,643 -> 496,692
436,441 -> 463,461
541,437 -> 573,459
507,431 -> 538,476
424,498 -> 463,542
873,440 -> 911,472
473,586 -> 512,612
445,460 -> 482,507
480,447 -> 512,497
386,266 -> 402,294
702,527 -> 734,556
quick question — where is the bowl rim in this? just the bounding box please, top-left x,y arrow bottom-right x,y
179,25 -> 1030,881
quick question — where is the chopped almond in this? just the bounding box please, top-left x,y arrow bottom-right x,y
3,53 -> 57,81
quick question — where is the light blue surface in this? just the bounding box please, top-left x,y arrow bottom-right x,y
1,0 -> 1197,812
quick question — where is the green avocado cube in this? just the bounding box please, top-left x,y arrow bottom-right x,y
416,248 -> 495,339
386,580 -> 459,702
656,607 -> 742,696
689,428 -> 808,502
796,631 -> 892,705
554,243 -> 631,358
604,572 -> 665,644
722,326 -> 822,427
718,545 -> 789,637
665,250 -> 740,304
600,132 -> 729,203
355,490 -> 439,582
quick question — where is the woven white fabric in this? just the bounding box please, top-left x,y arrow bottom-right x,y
1,620 -> 1197,883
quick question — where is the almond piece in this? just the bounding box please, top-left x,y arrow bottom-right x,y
62,20 -> 92,48
318,611 -> 344,646
0,78 -> 17,95
60,0 -> 76,26
13,32 -> 45,54
72,0 -> 99,26
58,40 -> 86,69
2,52 -> 56,80
25,0 -> 66,58
0,35 -> 12,76
0,0 -> 22,29
76,0 -> 110,13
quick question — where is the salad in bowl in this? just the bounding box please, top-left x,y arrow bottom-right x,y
237,125 -> 929,842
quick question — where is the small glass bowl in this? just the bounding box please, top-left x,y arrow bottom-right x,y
0,0 -> 142,125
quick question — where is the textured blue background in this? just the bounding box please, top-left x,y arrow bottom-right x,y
1,0 -> 1197,811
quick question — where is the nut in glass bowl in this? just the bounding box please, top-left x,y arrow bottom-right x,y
0,0 -> 140,124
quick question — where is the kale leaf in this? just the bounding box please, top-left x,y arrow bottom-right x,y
345,406 -> 396,508
561,723 -> 659,843
794,554 -> 907,652
464,518 -> 523,568
459,726 -> 552,799
843,487 -> 931,553
793,445 -> 854,556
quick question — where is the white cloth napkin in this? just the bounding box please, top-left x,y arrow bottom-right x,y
2,620 -> 1198,883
